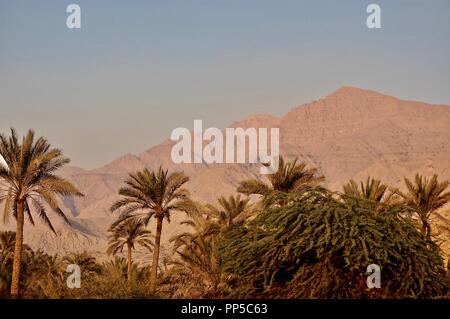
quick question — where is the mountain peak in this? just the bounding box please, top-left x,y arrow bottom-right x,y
328,86 -> 384,98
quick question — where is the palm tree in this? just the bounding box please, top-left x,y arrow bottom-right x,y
63,251 -> 100,275
206,194 -> 253,230
0,129 -> 83,298
0,231 -> 16,253
342,177 -> 395,206
170,212 -> 222,297
103,256 -> 140,280
111,166 -> 190,294
237,156 -> 324,206
21,249 -> 62,297
0,231 -> 16,297
392,174 -> 450,239
0,231 -> 34,298
107,218 -> 153,282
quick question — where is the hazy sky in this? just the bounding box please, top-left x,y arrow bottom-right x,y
1,0 -> 449,169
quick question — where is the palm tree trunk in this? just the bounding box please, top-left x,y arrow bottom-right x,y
421,221 -> 427,235
149,216 -> 163,295
426,223 -> 432,241
421,219 -> 432,240
127,242 -> 132,283
10,200 -> 24,299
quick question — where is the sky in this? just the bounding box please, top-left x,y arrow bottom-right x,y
0,0 -> 449,169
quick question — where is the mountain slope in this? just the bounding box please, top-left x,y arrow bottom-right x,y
2,86 -> 450,260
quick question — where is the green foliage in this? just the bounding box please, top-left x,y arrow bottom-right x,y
0,234 -> 152,299
0,128 -> 83,231
237,156 -> 325,207
169,208 -> 223,298
342,176 -> 395,204
206,195 -> 253,229
162,198 -> 245,299
62,251 -> 102,275
392,174 -> 450,238
102,256 -> 146,279
107,219 -> 153,256
110,166 -> 192,293
0,129 -> 83,297
61,257 -> 150,299
110,166 -> 190,225
1,134 -> 450,300
0,231 -> 16,252
217,192 -> 450,298
0,231 -> 15,297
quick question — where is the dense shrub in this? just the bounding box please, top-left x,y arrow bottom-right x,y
217,193 -> 450,298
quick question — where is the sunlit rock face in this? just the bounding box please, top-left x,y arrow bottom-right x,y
2,86 -> 450,261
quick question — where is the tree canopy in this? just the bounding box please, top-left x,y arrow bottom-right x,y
217,192 -> 450,298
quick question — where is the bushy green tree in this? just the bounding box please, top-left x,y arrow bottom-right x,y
217,192 -> 450,298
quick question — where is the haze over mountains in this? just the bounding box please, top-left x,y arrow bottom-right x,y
2,86 -> 450,260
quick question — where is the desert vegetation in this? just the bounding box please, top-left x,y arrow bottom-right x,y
0,129 -> 82,298
1,129 -> 450,298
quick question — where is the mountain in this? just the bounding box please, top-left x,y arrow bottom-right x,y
2,86 -> 450,261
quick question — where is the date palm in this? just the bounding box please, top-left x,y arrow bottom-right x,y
170,212 -> 221,297
63,251 -> 101,276
206,195 -> 253,231
111,167 -> 190,294
0,129 -> 82,298
107,218 -> 153,282
342,177 -> 396,209
0,231 -> 16,254
237,156 -> 324,206
392,174 -> 450,240
0,231 -> 16,296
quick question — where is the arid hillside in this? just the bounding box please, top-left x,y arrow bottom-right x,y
2,86 -> 449,261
